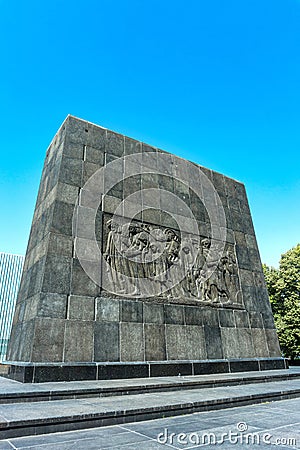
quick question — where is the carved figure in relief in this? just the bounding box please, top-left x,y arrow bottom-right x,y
191,238 -> 206,299
176,237 -> 236,303
194,238 -> 217,302
104,219 -> 126,293
218,250 -> 238,302
172,238 -> 195,297
124,226 -> 149,295
160,229 -> 180,297
147,229 -> 169,294
196,239 -> 238,303
103,217 -> 238,302
119,223 -> 138,294
165,229 -> 180,266
104,219 -> 181,296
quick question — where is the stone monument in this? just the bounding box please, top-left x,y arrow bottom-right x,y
6,115 -> 285,382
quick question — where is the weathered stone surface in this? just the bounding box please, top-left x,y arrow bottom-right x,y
219,309 -> 235,328
63,141 -> 84,160
75,206 -> 97,240
70,258 -> 100,297
38,293 -> 67,319
164,304 -> 184,325
85,146 -> 105,166
125,137 -> 142,155
31,318 -> 65,362
145,324 -> 166,360
221,328 -> 237,358
143,303 -> 164,324
234,310 -> 250,328
120,323 -> 144,361
237,328 -> 255,357
185,325 -> 207,360
42,255 -> 71,295
202,309 -> 219,328
121,300 -> 143,323
14,321 -> 35,361
251,328 -> 269,357
185,306 -> 203,325
221,327 -> 255,359
59,156 -> 83,187
166,325 -> 189,360
7,115 -> 282,371
96,297 -> 119,322
265,329 -> 282,356
27,257 -> 46,298
204,326 -> 223,359
68,295 -> 95,321
56,182 -> 80,205
249,311 -> 264,328
47,232 -> 73,257
64,321 -> 94,362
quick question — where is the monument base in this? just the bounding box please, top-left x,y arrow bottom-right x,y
3,358 -> 288,383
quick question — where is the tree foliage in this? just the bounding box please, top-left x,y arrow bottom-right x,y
263,244 -> 300,361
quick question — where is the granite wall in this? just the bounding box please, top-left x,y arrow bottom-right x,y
7,115 -> 281,364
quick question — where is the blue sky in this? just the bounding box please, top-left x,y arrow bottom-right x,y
0,0 -> 299,267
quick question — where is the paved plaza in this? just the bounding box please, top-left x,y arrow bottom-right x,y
0,397 -> 299,449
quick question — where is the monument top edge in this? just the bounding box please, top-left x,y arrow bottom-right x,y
49,114 -> 244,186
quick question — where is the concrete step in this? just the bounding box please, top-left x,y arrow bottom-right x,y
0,368 -> 300,404
0,377 -> 300,439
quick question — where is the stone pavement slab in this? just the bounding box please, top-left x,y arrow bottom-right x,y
0,397 -> 299,449
0,377 -> 299,439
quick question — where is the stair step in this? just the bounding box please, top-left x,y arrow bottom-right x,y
1,368 -> 300,404
0,378 -> 300,439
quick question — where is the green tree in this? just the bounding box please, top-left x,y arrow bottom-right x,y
263,244 -> 300,361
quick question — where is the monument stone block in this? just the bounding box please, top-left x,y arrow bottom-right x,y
6,115 -> 285,382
